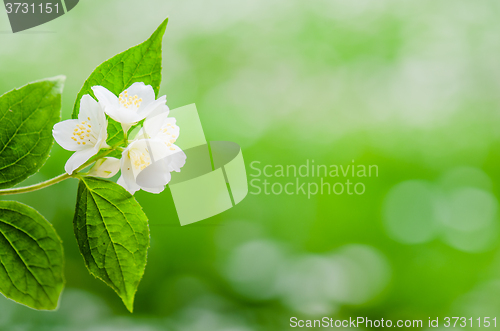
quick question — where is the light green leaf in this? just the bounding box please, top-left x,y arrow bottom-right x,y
106,118 -> 144,148
73,176 -> 149,312
0,76 -> 65,189
72,18 -> 168,122
106,117 -> 126,147
0,201 -> 64,310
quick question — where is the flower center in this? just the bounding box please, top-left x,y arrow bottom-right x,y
71,118 -> 96,146
131,150 -> 151,171
161,123 -> 177,150
119,90 -> 143,109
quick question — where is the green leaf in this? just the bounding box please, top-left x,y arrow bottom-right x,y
0,201 -> 64,310
104,149 -> 123,160
73,176 -> 149,312
106,117 -> 126,147
72,18 -> 168,120
106,118 -> 144,148
0,76 -> 65,189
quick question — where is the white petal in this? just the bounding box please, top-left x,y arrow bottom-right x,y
164,147 -> 187,172
126,82 -> 156,108
92,86 -> 118,107
113,101 -> 164,127
136,158 -> 172,188
65,147 -> 99,174
53,120 -> 86,151
118,155 -> 141,194
78,94 -> 108,149
78,95 -> 102,126
156,118 -> 180,143
107,109 -> 141,127
143,104 -> 170,138
117,176 -> 127,189
135,144 -> 184,188
117,175 -> 140,195
141,186 -> 166,194
146,100 -> 170,120
148,139 -> 172,164
137,95 -> 166,120
125,139 -> 170,178
92,86 -> 120,120
103,109 -> 122,124
98,118 -> 109,149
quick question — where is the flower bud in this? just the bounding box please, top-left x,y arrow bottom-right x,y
89,157 -> 120,178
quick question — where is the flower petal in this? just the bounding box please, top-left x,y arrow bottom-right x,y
118,155 -> 141,194
157,118 -> 180,144
135,145 -> 185,188
137,95 -> 166,120
120,111 -> 141,124
124,139 -> 170,178
142,104 -> 170,138
98,118 -> 109,149
108,109 -> 141,127
164,146 -> 187,172
78,95 -> 103,126
53,119 -> 86,151
141,186 -> 165,194
117,175 -> 140,195
136,157 -> 172,188
92,86 -> 118,107
78,94 -> 108,149
146,100 -> 170,120
64,147 -> 99,174
126,82 -> 156,108
92,86 -> 119,119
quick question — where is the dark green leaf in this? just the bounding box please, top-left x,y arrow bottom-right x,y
0,201 -> 64,310
0,76 -> 65,189
72,18 -> 168,119
73,176 -> 149,312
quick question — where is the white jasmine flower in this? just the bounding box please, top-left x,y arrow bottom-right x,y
53,95 -> 108,175
141,105 -> 186,172
118,105 -> 186,195
88,157 -> 120,178
117,139 -> 171,194
139,104 -> 177,141
91,82 -> 166,133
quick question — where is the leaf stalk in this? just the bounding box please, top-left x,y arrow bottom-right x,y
0,147 -> 117,196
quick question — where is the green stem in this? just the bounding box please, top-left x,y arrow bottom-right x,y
0,173 -> 72,196
0,147 -> 117,196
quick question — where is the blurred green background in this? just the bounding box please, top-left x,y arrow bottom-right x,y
2,0 -> 500,329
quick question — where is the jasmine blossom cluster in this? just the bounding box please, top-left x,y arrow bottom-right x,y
53,82 -> 186,195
